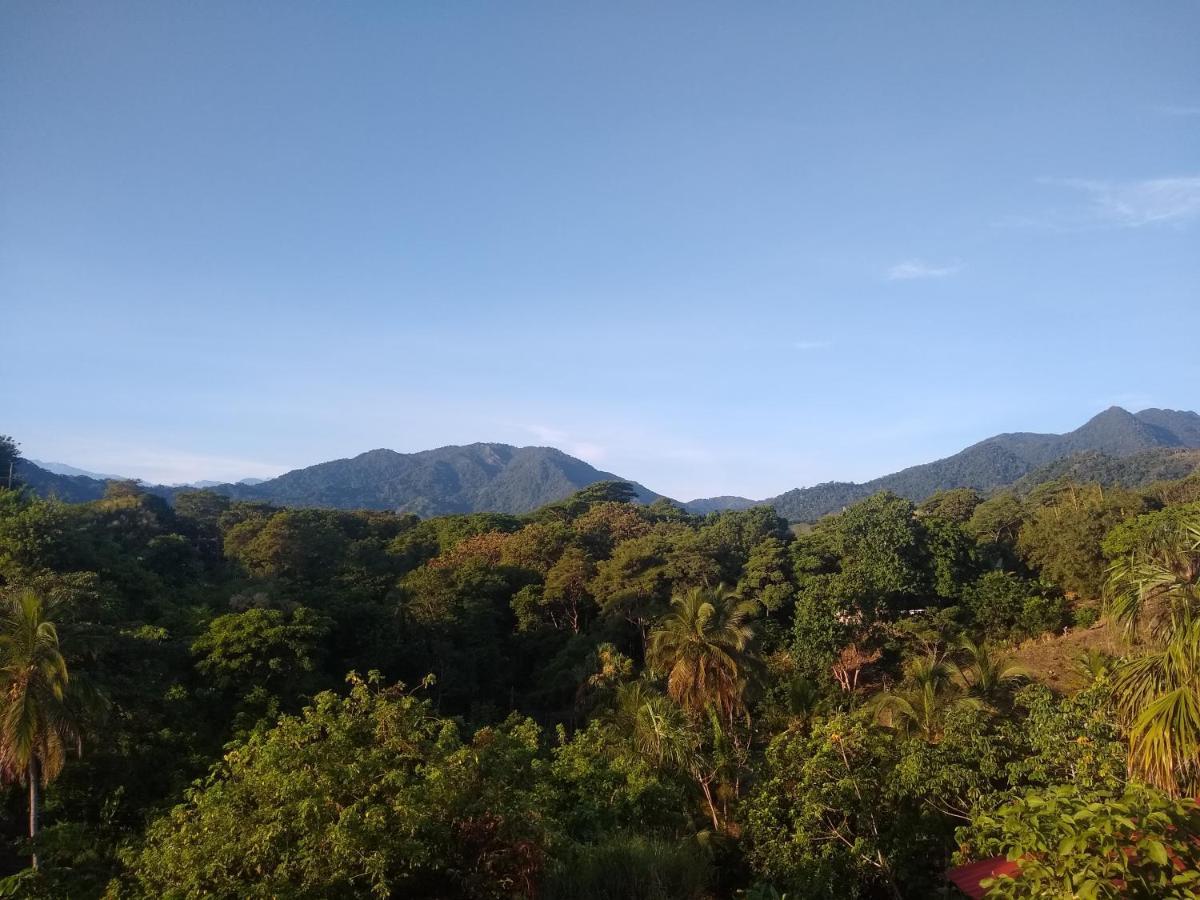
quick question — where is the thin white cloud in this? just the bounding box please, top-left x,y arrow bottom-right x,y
1157,104 -> 1200,117
526,424 -> 568,444
524,425 -> 608,463
794,339 -> 832,351
31,444 -> 289,486
1063,176 -> 1200,227
1106,391 -> 1157,411
1041,176 -> 1200,228
885,259 -> 962,281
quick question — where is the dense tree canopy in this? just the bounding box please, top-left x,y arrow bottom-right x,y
1,464 -> 1199,897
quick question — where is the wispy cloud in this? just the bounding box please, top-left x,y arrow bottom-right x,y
1002,176 -> 1200,231
794,339 -> 832,351
39,444 -> 290,486
1157,104 -> 1200,117
1050,176 -> 1200,228
885,259 -> 962,281
524,425 -> 608,463
1105,391 -> 1157,411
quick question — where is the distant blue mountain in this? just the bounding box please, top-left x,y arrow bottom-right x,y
13,407 -> 1200,520
29,459 -> 127,481
762,407 -> 1200,521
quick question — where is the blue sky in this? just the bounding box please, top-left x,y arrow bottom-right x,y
2,2 -> 1198,499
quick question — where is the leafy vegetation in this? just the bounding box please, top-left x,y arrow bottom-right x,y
17,408 -> 1200,526
1,430 -> 1199,897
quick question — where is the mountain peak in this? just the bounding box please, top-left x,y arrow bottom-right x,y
766,405 -> 1200,522
193,443 -> 657,516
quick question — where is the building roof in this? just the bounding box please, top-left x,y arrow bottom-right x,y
945,857 -> 1022,899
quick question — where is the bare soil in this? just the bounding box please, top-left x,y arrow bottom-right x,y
1007,620 -> 1126,693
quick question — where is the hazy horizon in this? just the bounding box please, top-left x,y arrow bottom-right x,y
14,402 -> 1197,502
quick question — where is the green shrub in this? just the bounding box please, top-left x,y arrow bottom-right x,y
1018,592 -> 1068,637
963,571 -> 1067,640
543,835 -> 713,900
957,782 -> 1200,899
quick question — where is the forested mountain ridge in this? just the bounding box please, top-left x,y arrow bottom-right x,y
11,458 -> 112,503
763,407 -> 1200,521
4,433 -> 1200,896
202,443 -> 662,516
11,445 -> 664,515
10,444 -> 662,514
12,407 -> 1200,521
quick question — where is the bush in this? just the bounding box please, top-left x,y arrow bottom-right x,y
957,782 -> 1200,899
1018,592 -> 1068,637
543,835 -> 713,900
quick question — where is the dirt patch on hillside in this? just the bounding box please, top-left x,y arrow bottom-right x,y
1008,621 -> 1126,693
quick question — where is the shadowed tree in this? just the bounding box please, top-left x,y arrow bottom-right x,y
0,591 -> 79,870
0,435 -> 19,491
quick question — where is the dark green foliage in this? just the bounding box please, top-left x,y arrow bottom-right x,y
1014,448 -> 1200,495
549,720 -> 691,841
918,487 -> 983,523
1101,500 -> 1200,560
923,516 -> 979,600
765,407 -> 1200,523
959,783 -> 1200,899
962,571 -> 1065,640
1017,482 -> 1149,599
193,445 -> 658,516
125,675 -> 555,899
1001,683 -> 1126,794
741,715 -> 943,899
10,430 -> 1200,897
0,437 -> 18,490
193,606 -> 330,698
790,492 -> 932,629
542,835 -> 713,900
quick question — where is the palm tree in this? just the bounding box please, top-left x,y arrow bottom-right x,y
614,682 -> 698,771
1074,648 -> 1115,683
784,674 -> 822,733
1106,510 -> 1200,796
0,591 -> 79,870
647,586 -> 761,727
1106,515 -> 1200,642
612,682 -> 724,830
871,653 -> 980,743
953,637 -> 1027,704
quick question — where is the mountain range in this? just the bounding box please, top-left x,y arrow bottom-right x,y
13,406 -> 1200,521
762,406 -> 1200,520
15,444 -> 661,517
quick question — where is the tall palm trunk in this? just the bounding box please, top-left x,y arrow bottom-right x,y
696,774 -> 721,832
28,758 -> 39,870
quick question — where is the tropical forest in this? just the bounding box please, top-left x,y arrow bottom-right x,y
0,428 -> 1198,899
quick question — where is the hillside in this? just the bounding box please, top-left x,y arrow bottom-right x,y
681,495 -> 759,515
197,443 -> 661,516
13,459 -> 109,503
1011,448 -> 1200,495
763,407 -> 1200,521
14,406 -> 1200,519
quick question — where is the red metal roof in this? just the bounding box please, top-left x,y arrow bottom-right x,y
945,857 -> 1022,899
